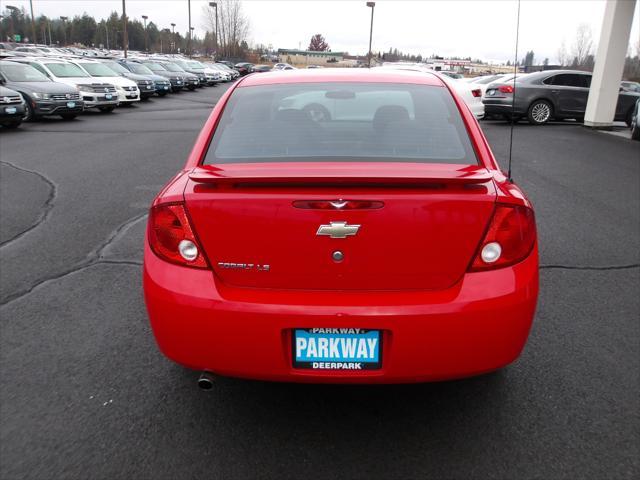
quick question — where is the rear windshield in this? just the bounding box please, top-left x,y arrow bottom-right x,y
204,82 -> 477,165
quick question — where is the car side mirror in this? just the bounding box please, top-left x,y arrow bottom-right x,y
0,77 -> 5,85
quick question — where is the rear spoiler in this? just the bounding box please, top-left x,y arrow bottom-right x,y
188,165 -> 493,186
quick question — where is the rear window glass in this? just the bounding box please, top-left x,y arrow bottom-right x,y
204,82 -> 477,165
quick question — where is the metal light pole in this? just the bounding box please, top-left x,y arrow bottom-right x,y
171,23 -> 176,53
142,15 -> 148,51
189,26 -> 195,57
187,0 -> 192,57
121,0 -> 128,58
209,2 -> 218,58
104,23 -> 109,49
29,0 -> 36,44
60,16 -> 68,46
6,5 -> 18,42
366,2 -> 375,68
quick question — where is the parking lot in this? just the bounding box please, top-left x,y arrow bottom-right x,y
1,85 -> 638,479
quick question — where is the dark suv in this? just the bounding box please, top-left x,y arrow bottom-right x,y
0,85 -> 26,128
483,70 -> 640,125
98,59 -> 156,100
117,60 -> 172,96
139,60 -> 187,92
0,60 -> 83,120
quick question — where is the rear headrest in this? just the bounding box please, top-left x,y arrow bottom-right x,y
373,105 -> 410,133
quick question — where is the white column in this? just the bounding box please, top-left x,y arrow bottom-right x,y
584,0 -> 637,128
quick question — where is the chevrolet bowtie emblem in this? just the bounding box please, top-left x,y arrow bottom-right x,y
316,221 -> 360,239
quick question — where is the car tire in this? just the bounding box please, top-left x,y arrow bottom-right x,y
98,106 -> 116,113
303,103 -> 331,122
23,100 -> 36,122
502,114 -> 520,124
631,116 -> 640,140
60,114 -> 77,121
527,100 -> 553,125
625,109 -> 634,128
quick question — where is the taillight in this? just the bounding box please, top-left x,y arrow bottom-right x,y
471,88 -> 482,98
470,204 -> 536,271
498,85 -> 514,94
148,202 -> 208,268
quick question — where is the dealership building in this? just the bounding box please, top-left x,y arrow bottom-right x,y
277,49 -> 344,65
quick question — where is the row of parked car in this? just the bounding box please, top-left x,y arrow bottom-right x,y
0,52 -> 241,129
467,70 -> 640,137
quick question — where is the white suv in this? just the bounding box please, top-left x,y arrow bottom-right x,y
67,59 -> 139,105
8,57 -> 119,112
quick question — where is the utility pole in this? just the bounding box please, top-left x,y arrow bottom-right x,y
29,0 -> 36,45
209,2 -> 218,58
171,23 -> 176,53
122,0 -> 128,58
366,2 -> 375,68
187,0 -> 192,57
142,15 -> 148,51
6,5 -> 18,42
105,23 -> 109,50
60,16 -> 68,46
47,18 -> 51,44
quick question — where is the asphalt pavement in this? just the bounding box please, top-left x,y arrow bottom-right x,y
1,86 -> 638,480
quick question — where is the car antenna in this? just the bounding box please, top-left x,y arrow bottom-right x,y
507,0 -> 521,183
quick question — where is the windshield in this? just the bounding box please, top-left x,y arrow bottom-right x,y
187,61 -> 203,68
45,62 -> 90,78
162,63 -> 185,72
129,63 -> 154,75
102,61 -> 129,74
0,63 -> 50,82
144,62 -> 166,72
78,62 -> 117,77
204,82 -> 477,165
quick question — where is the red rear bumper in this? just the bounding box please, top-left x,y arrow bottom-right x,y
143,242 -> 538,383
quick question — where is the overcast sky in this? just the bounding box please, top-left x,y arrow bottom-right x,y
5,0 -> 640,63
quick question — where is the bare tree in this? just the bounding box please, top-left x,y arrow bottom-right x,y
571,23 -> 593,67
202,0 -> 249,59
557,39 -> 568,66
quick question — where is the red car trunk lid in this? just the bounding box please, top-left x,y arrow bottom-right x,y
184,163 -> 496,291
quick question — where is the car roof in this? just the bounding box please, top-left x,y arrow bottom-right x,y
7,57 -> 69,63
238,68 -> 445,87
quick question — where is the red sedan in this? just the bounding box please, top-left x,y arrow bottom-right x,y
143,69 -> 538,385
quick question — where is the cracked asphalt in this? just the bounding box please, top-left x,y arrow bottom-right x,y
1,86 -> 639,480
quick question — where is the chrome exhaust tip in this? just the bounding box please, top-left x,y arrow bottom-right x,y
197,371 -> 216,390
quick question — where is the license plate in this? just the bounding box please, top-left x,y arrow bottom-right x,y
5,107 -> 17,114
177,81 -> 182,85
105,94 -> 113,100
293,328 -> 382,370
163,86 -> 169,90
127,94 -> 136,98
67,101 -> 76,108
487,90 -> 495,96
